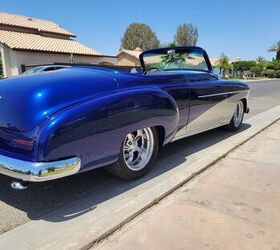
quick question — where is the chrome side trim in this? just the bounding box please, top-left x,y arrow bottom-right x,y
198,90 -> 248,99
0,156 -> 81,182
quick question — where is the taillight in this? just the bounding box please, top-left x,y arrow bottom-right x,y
14,139 -> 33,146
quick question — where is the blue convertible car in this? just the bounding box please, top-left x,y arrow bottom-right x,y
0,47 -> 249,189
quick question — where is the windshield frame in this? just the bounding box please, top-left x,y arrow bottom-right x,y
139,46 -> 213,73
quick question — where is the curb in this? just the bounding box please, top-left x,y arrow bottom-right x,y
1,105 -> 280,250
243,78 -> 278,82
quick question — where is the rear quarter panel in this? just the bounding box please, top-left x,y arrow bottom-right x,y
36,88 -> 179,171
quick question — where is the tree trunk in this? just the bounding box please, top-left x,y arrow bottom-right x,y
277,50 -> 280,60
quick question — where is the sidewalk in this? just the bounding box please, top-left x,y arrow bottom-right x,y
94,120 -> 280,250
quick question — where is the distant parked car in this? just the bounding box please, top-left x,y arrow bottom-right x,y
0,46 -> 249,189
23,65 -> 69,74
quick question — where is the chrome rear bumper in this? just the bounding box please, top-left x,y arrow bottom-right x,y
0,155 -> 81,182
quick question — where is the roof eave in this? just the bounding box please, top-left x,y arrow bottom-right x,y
11,48 -> 103,57
116,50 -> 139,60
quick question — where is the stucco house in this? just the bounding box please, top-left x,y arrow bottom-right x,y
0,12 -> 117,77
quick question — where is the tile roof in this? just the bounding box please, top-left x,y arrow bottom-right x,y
117,48 -> 143,59
0,30 -> 102,56
0,12 -> 75,37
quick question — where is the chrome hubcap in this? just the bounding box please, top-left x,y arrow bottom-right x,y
233,101 -> 244,127
123,128 -> 154,171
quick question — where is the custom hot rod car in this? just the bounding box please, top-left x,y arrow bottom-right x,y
0,47 -> 249,189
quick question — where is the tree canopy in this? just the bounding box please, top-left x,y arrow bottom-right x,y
233,61 -> 257,71
160,41 -> 177,47
174,23 -> 198,46
120,23 -> 160,50
266,60 -> 280,70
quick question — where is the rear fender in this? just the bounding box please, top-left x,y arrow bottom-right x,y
36,88 -> 179,171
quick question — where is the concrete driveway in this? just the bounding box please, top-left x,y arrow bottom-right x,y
0,79 -> 279,238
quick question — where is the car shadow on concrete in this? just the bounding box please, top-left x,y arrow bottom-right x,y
0,123 -> 251,226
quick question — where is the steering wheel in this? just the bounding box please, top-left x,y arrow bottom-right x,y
143,67 -> 162,75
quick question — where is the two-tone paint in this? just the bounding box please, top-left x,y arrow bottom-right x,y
0,47 -> 249,182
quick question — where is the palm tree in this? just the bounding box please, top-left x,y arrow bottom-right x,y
256,56 -> 267,63
217,53 -> 233,78
268,41 -> 280,60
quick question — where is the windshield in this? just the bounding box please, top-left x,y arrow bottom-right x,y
141,47 -> 210,72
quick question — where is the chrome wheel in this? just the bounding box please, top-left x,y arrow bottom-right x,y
123,128 -> 154,171
233,101 -> 244,127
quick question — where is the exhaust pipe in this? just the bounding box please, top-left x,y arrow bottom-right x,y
11,181 -> 29,190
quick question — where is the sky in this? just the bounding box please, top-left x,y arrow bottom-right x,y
1,0 -> 279,60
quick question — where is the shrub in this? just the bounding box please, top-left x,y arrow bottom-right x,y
275,70 -> 280,78
250,66 -> 262,77
264,69 -> 275,78
233,61 -> 257,71
266,62 -> 274,69
266,60 -> 280,70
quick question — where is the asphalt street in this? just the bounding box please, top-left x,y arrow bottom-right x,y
0,79 -> 279,235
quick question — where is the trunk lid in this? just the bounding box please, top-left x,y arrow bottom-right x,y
0,67 -> 118,132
